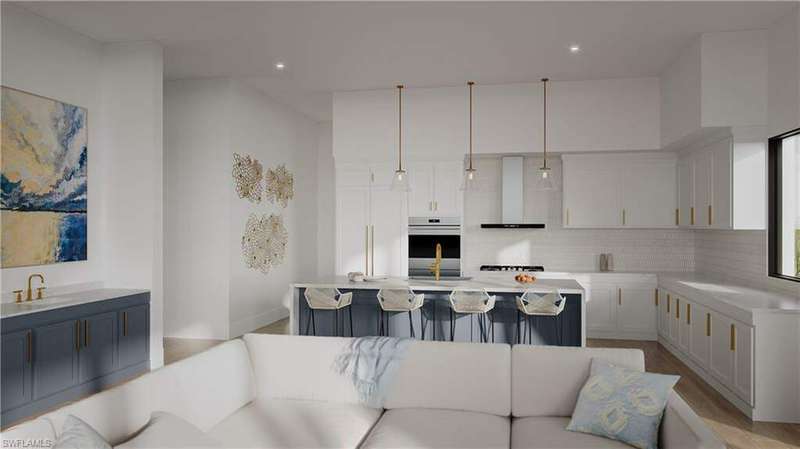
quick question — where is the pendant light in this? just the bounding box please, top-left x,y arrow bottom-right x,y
461,81 -> 479,191
390,84 -> 410,192
537,78 -> 555,190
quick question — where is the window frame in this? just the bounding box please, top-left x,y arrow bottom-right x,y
768,127 -> 800,283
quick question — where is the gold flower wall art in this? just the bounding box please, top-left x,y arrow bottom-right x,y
265,164 -> 293,208
232,153 -> 263,203
241,213 -> 288,274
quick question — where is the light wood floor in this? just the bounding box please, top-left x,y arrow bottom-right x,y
164,320 -> 800,449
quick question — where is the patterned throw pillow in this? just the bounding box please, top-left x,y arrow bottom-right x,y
566,358 -> 679,449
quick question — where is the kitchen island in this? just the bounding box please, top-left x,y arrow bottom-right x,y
290,276 -> 585,346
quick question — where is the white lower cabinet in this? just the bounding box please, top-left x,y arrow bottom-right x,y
688,302 -> 711,369
586,275 -> 657,340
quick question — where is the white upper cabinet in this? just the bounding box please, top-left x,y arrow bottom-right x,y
692,149 -> 712,228
408,161 -> 462,218
563,153 -> 677,229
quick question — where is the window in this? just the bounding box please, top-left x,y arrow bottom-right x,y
768,127 -> 800,282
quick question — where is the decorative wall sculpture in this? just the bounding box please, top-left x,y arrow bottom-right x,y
232,153 -> 263,203
1,87 -> 88,268
241,213 -> 287,274
265,164 -> 293,208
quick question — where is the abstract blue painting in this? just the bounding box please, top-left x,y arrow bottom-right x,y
1,87 -> 88,267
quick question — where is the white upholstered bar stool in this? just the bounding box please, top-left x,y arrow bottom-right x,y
376,288 -> 425,338
516,290 -> 567,345
303,287 -> 354,337
448,288 -> 497,343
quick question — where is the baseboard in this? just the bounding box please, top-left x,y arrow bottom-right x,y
230,307 -> 289,338
588,330 -> 657,341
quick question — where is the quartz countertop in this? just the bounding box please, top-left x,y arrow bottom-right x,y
292,275 -> 585,294
1,288 -> 149,319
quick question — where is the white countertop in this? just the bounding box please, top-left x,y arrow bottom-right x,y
1,288 -> 149,319
292,275 -> 585,294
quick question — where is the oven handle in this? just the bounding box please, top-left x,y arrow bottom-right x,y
408,227 -> 461,236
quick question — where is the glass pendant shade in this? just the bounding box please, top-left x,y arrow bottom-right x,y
391,169 -> 410,192
460,167 -> 479,191
537,167 -> 554,190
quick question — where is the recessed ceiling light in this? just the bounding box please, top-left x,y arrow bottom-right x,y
275,62 -> 286,70
569,45 -> 581,54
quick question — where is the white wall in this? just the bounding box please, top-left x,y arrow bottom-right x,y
768,5 -> 800,136
1,5 -> 165,367
660,40 -> 702,148
462,156 -> 695,274
333,78 -> 661,163
316,121 -> 336,278
163,79 -> 231,340
163,79 -> 320,340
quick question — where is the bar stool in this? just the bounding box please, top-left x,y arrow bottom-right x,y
377,288 -> 425,338
516,290 -> 567,345
303,288 -> 353,337
448,288 -> 496,343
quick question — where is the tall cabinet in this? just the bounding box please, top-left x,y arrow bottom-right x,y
336,163 -> 408,277
676,136 -> 732,228
407,161 -> 462,217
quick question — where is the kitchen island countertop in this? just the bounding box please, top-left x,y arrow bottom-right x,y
292,275 -> 585,294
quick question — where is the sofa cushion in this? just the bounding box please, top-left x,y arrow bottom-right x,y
0,417 -> 56,448
208,398 -> 382,448
360,408 -> 510,449
115,411 -> 221,449
512,346 -> 644,417
512,417 -> 632,449
384,340 -> 511,416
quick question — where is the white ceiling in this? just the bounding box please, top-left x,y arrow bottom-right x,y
15,1 -> 796,121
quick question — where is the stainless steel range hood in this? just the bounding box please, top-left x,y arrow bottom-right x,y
480,156 -> 546,229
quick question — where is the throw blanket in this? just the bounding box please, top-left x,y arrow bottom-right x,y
332,336 -> 412,408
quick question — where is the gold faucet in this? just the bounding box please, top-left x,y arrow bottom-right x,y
26,273 -> 45,301
429,243 -> 442,281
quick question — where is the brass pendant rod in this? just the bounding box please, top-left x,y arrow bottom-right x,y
397,85 -> 404,172
541,78 -> 549,170
468,81 -> 474,170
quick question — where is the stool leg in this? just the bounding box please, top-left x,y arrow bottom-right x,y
311,309 -> 317,336
334,309 -> 339,337
348,305 -> 354,337
516,310 -> 521,344
305,308 -> 312,335
490,311 -> 495,343
420,307 -> 426,340
450,308 -> 455,341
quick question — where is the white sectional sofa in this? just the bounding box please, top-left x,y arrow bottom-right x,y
2,334 -> 725,449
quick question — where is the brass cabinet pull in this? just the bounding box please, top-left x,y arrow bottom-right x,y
708,205 -> 713,226
654,289 -> 659,306
686,303 -> 691,325
730,324 -> 736,351
370,225 -> 375,276
706,313 -> 711,337
26,331 -> 32,363
123,312 -> 128,337
566,209 -> 570,226
676,298 -> 680,319
667,294 -> 671,313
84,320 -> 89,347
75,321 -> 81,351
675,208 -> 679,226
364,225 -> 369,274
690,207 -> 695,225
622,209 -> 626,226
618,288 -> 622,306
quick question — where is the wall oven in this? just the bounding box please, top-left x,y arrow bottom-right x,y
408,217 -> 461,278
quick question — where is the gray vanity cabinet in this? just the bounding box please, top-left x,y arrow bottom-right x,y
33,320 -> 79,400
1,330 -> 32,411
1,291 -> 150,427
118,305 -> 149,369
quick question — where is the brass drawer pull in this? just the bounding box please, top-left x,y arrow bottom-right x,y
123,312 -> 128,337
676,298 -> 680,319
730,324 -> 736,351
566,209 -> 570,226
654,289 -> 659,307
622,209 -> 626,226
675,208 -> 679,226
708,205 -> 713,226
686,303 -> 691,325
667,294 -> 671,313
75,321 -> 81,351
84,320 -> 90,347
706,313 -> 711,337
26,331 -> 32,363
690,207 -> 695,225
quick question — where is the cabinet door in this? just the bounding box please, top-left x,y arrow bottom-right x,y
688,304 -> 711,370
733,323 -> 754,405
432,162 -> 463,217
370,186 -> 408,277
710,138 -> 732,229
119,305 -> 149,369
33,320 -> 79,400
79,312 -> 117,383
709,312 -> 734,385
336,187 -> 370,275
656,289 -> 668,338
668,294 -> 680,344
407,163 -> 434,217
621,160 -> 677,227
677,159 -> 694,227
587,285 -> 617,332
617,287 -> 656,334
563,166 -> 621,228
677,297 -> 690,352
693,151 -> 712,228
1,330 -> 33,410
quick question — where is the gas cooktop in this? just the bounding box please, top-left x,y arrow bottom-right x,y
479,265 -> 544,272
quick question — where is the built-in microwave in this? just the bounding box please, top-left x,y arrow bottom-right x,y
408,217 -> 461,278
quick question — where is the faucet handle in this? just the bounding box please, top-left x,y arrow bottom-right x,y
36,287 -> 46,300
13,290 -> 23,303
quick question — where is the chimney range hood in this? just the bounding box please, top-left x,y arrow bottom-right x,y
480,156 -> 546,229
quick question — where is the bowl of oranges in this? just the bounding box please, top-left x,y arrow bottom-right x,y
514,273 -> 537,284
